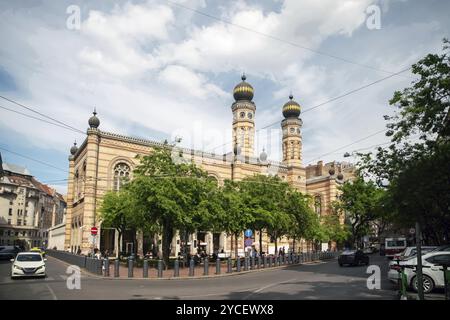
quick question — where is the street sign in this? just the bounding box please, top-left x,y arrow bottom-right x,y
91,227 -> 98,236
244,229 -> 253,238
409,228 -> 415,235
244,238 -> 253,247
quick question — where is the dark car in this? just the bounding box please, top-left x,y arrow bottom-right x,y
0,246 -> 22,261
338,250 -> 369,267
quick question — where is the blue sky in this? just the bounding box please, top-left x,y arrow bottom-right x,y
0,0 -> 448,194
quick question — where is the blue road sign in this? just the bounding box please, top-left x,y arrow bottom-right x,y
244,229 -> 253,238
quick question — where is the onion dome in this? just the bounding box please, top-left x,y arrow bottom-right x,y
337,173 -> 344,180
70,141 -> 78,155
259,148 -> 267,162
88,108 -> 100,128
328,168 -> 335,176
233,74 -> 254,101
282,94 -> 301,118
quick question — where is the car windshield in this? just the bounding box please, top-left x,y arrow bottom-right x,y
387,240 -> 406,247
16,254 -> 42,262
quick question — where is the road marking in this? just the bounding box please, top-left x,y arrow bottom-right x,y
242,278 -> 298,300
176,288 -> 259,299
45,284 -> 58,300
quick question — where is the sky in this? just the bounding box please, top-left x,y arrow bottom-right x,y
0,0 -> 448,194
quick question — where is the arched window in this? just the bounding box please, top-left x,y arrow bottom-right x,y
314,195 -> 322,216
113,163 -> 131,191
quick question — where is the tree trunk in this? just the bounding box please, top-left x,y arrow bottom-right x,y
274,234 -> 278,255
293,236 -> 296,254
259,229 -> 263,254
234,232 -> 239,261
116,230 -> 122,259
162,221 -> 174,269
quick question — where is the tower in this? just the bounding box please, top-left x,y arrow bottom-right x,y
231,74 -> 255,158
281,94 -> 303,167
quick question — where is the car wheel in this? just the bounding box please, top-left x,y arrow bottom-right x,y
412,275 -> 434,294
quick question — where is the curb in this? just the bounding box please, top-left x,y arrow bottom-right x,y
94,259 -> 334,281
48,254 -> 337,281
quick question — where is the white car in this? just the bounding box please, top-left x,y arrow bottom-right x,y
388,251 -> 450,293
392,246 -> 437,261
10,252 -> 47,279
388,246 -> 436,282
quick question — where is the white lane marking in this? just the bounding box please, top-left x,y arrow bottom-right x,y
45,284 -> 58,300
176,288 -> 260,299
242,278 -> 298,300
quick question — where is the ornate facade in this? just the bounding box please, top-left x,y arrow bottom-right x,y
64,76 -> 355,257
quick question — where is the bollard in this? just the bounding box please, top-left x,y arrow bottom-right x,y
114,259 -> 120,277
227,257 -> 232,273
174,259 -> 180,277
128,257 -> 134,278
157,259 -> 163,278
244,257 -> 248,271
216,258 -> 221,275
263,255 -> 267,268
143,259 -> 149,278
189,258 -> 195,276
257,256 -> 261,269
269,255 -> 273,268
203,258 -> 209,276
104,258 -> 110,277
237,257 -> 241,272
251,256 -> 255,270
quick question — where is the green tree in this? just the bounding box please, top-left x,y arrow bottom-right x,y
100,189 -> 139,257
217,180 -> 254,259
128,146 -> 219,267
284,190 -> 316,253
358,39 -> 450,244
333,175 -> 385,248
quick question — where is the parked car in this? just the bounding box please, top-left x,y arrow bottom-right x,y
392,246 -> 437,261
430,244 -> 450,252
0,246 -> 22,261
338,250 -> 369,267
385,237 -> 407,259
10,252 -> 47,279
388,251 -> 450,293
388,246 -> 437,281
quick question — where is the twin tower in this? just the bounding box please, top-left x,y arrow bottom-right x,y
231,75 -> 303,167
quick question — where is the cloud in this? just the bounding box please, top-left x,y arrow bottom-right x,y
0,0 -> 448,186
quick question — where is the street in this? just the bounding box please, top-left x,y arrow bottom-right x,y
0,254 -> 398,300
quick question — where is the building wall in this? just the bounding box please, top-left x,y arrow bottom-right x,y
47,223 -> 66,250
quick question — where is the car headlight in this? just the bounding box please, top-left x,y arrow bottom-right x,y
13,265 -> 23,270
36,265 -> 45,270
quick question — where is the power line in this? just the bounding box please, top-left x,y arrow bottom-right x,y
0,146 -> 68,173
165,0 -> 413,79
304,128 -> 387,164
0,95 -> 85,134
0,104 -> 84,133
207,67 -> 411,153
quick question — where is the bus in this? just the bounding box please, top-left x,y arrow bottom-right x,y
384,237 -> 407,259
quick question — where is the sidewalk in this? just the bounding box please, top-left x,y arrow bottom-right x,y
100,257 -> 333,280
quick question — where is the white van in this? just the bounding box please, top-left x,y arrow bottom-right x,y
385,237 -> 407,259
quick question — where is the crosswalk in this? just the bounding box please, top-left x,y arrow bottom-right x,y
0,274 -> 70,284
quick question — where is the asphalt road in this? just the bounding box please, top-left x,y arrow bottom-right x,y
0,254 -> 399,300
